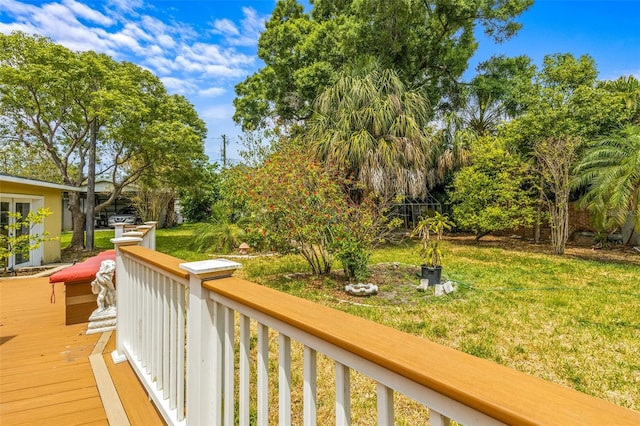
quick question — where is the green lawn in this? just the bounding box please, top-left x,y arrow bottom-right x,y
60,225 -> 640,411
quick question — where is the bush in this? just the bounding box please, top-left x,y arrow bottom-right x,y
190,222 -> 246,254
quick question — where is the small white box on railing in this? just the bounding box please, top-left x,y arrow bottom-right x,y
179,259 -> 242,280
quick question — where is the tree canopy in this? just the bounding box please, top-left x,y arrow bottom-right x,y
450,136 -> 537,239
0,32 -> 207,249
233,0 -> 533,132
306,66 -> 433,197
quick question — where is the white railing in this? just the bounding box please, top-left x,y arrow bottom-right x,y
111,239 -> 640,426
114,221 -> 156,249
111,237 -> 189,425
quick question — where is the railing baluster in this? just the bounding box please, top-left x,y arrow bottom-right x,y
161,275 -> 169,399
376,382 -> 394,426
168,277 -> 177,411
257,323 -> 269,426
279,333 -> 292,426
213,301 -> 224,425
151,269 -> 159,386
135,262 -> 142,361
429,410 -> 451,426
303,345 -> 317,426
336,361 -> 351,426
224,306 -> 235,425
141,265 -> 148,368
177,283 -> 185,421
240,314 -> 250,426
146,266 -> 153,375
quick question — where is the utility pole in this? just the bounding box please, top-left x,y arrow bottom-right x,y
221,134 -> 227,168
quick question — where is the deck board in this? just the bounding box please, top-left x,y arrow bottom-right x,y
0,276 -> 164,426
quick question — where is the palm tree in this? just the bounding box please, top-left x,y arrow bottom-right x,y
426,112 -> 471,188
599,76 -> 640,125
573,125 -> 640,244
306,66 -> 433,198
461,93 -> 506,137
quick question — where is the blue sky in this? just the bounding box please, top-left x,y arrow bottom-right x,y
1,0 -> 639,164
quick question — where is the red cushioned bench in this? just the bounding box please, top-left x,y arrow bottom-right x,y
49,250 -> 116,325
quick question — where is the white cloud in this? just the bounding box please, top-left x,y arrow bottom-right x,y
109,32 -> 143,54
157,34 -> 176,49
210,7 -> 266,47
0,0 -> 38,15
212,18 -> 239,36
203,64 -> 245,78
175,55 -> 205,73
185,42 -> 254,66
106,0 -> 142,14
140,15 -> 172,36
63,0 -> 113,26
161,76 -> 198,95
145,55 -> 175,74
120,22 -> 154,44
202,105 -> 234,120
199,87 -> 226,97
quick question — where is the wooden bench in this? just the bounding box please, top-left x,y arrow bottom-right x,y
49,250 -> 116,325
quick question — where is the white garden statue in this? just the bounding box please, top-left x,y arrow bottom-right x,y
91,259 -> 116,312
87,259 -> 117,334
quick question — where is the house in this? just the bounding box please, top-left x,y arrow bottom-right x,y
0,174 -> 77,268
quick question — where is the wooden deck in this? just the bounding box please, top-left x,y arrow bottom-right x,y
0,276 -> 164,425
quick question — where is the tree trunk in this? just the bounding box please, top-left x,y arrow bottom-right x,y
549,200 -> 569,255
85,118 -> 97,250
165,196 -> 176,228
534,174 -> 544,244
68,191 -> 86,250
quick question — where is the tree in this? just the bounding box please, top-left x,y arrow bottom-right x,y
470,55 -> 536,118
307,66 -> 433,197
178,163 -> 223,223
598,76 -> 640,125
535,136 -> 580,254
450,137 -> 537,240
235,144 -> 398,277
498,53 -> 628,252
237,148 -> 347,275
237,129 -> 278,167
0,32 -> 207,250
234,0 -> 533,132
572,125 -> 640,244
1,207 -> 54,274
425,112 -> 472,188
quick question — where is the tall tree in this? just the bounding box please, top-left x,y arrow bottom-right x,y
500,53 -> 628,253
306,66 -> 433,197
470,55 -> 536,118
0,32 -> 207,249
234,0 -> 533,132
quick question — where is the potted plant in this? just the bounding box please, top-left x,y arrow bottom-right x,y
411,211 -> 453,285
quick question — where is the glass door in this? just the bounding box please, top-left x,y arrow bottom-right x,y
0,198 -> 40,269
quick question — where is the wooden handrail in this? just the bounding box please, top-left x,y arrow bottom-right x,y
204,276 -> 640,425
119,245 -> 188,280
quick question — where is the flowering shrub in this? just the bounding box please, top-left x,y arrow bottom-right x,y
236,148 -> 400,277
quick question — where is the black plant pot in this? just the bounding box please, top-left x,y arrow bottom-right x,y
421,265 -> 442,286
